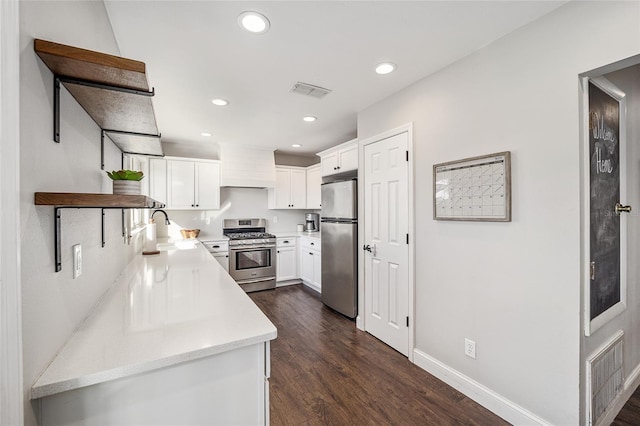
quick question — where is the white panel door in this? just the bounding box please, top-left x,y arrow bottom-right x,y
363,132 -> 409,356
167,160 -> 195,209
195,162 -> 220,209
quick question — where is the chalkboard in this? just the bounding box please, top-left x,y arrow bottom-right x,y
589,80 -> 621,320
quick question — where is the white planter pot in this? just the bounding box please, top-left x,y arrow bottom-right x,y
112,180 -> 141,195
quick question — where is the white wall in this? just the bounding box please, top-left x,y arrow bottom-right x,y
161,187 -> 317,238
19,2 -> 140,424
357,2 -> 640,425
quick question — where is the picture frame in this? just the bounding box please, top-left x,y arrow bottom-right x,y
433,151 -> 511,222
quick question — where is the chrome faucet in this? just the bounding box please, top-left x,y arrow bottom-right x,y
152,209 -> 171,225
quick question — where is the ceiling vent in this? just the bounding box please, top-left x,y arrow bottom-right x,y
290,82 -> 332,99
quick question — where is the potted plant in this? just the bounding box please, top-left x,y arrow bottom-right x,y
106,170 -> 144,195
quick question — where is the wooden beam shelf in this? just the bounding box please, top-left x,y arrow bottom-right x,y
35,192 -> 164,209
34,39 -> 163,159
35,192 -> 165,272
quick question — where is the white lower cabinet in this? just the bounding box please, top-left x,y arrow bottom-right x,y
40,342 -> 270,425
299,237 -> 321,292
276,237 -> 297,282
213,253 -> 229,272
202,240 -> 229,273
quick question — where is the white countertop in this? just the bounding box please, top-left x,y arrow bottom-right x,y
31,241 -> 277,400
273,231 -> 321,240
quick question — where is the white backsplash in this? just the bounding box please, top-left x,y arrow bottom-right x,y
157,187 -> 318,239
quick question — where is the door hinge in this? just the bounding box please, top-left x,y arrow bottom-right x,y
406,234 -> 409,244
406,150 -> 409,161
406,316 -> 409,327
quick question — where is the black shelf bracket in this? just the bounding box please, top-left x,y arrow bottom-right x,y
53,205 -> 162,273
52,74 -> 154,145
54,77 -> 61,143
101,209 -> 106,248
103,128 -> 161,139
54,207 -> 62,271
101,130 -> 105,170
101,130 -> 163,170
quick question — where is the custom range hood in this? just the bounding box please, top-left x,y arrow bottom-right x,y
219,144 -> 276,188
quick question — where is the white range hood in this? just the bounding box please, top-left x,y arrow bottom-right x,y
219,144 -> 276,188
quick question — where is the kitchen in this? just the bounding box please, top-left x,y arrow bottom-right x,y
3,1 -> 640,426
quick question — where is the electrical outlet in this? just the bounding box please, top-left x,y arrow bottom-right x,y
73,244 -> 82,279
273,216 -> 278,224
465,338 -> 476,359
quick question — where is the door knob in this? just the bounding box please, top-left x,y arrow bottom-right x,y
615,203 -> 632,215
363,244 -> 372,252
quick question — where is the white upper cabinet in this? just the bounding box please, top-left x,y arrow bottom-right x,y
194,161 -> 221,209
168,160 -> 196,209
318,138 -> 358,177
306,164 -> 321,209
268,166 -> 306,209
149,158 -> 167,206
166,158 -> 220,210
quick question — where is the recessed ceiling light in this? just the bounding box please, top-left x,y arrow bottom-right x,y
292,144 -> 301,148
238,11 -> 270,34
201,132 -> 212,137
375,62 -> 396,75
211,98 -> 229,106
303,116 -> 317,122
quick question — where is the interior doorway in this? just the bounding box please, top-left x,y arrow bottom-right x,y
358,124 -> 415,359
581,57 -> 640,425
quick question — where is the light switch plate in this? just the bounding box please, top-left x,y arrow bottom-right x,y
73,244 -> 82,279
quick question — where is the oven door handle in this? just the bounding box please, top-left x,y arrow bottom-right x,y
230,245 -> 276,251
237,277 -> 276,285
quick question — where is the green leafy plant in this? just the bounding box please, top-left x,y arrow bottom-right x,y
106,170 -> 145,181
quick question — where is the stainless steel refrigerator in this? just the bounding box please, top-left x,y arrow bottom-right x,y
321,178 -> 357,318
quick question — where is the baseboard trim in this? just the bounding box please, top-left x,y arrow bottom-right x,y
596,362 -> 640,426
301,281 -> 320,293
412,349 -> 551,426
276,279 -> 301,288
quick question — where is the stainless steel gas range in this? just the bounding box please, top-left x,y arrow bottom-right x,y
223,219 -> 276,293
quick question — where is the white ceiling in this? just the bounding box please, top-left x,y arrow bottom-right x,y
104,1 -> 566,158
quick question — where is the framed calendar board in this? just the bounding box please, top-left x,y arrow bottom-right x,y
433,151 -> 511,222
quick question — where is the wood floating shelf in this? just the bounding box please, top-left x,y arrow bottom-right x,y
34,39 -> 163,158
35,192 -> 165,273
35,192 -> 164,209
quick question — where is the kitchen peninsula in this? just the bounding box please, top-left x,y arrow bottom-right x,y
31,241 -> 276,425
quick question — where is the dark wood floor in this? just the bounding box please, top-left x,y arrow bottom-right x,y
249,284 -> 510,425
613,384 -> 640,425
